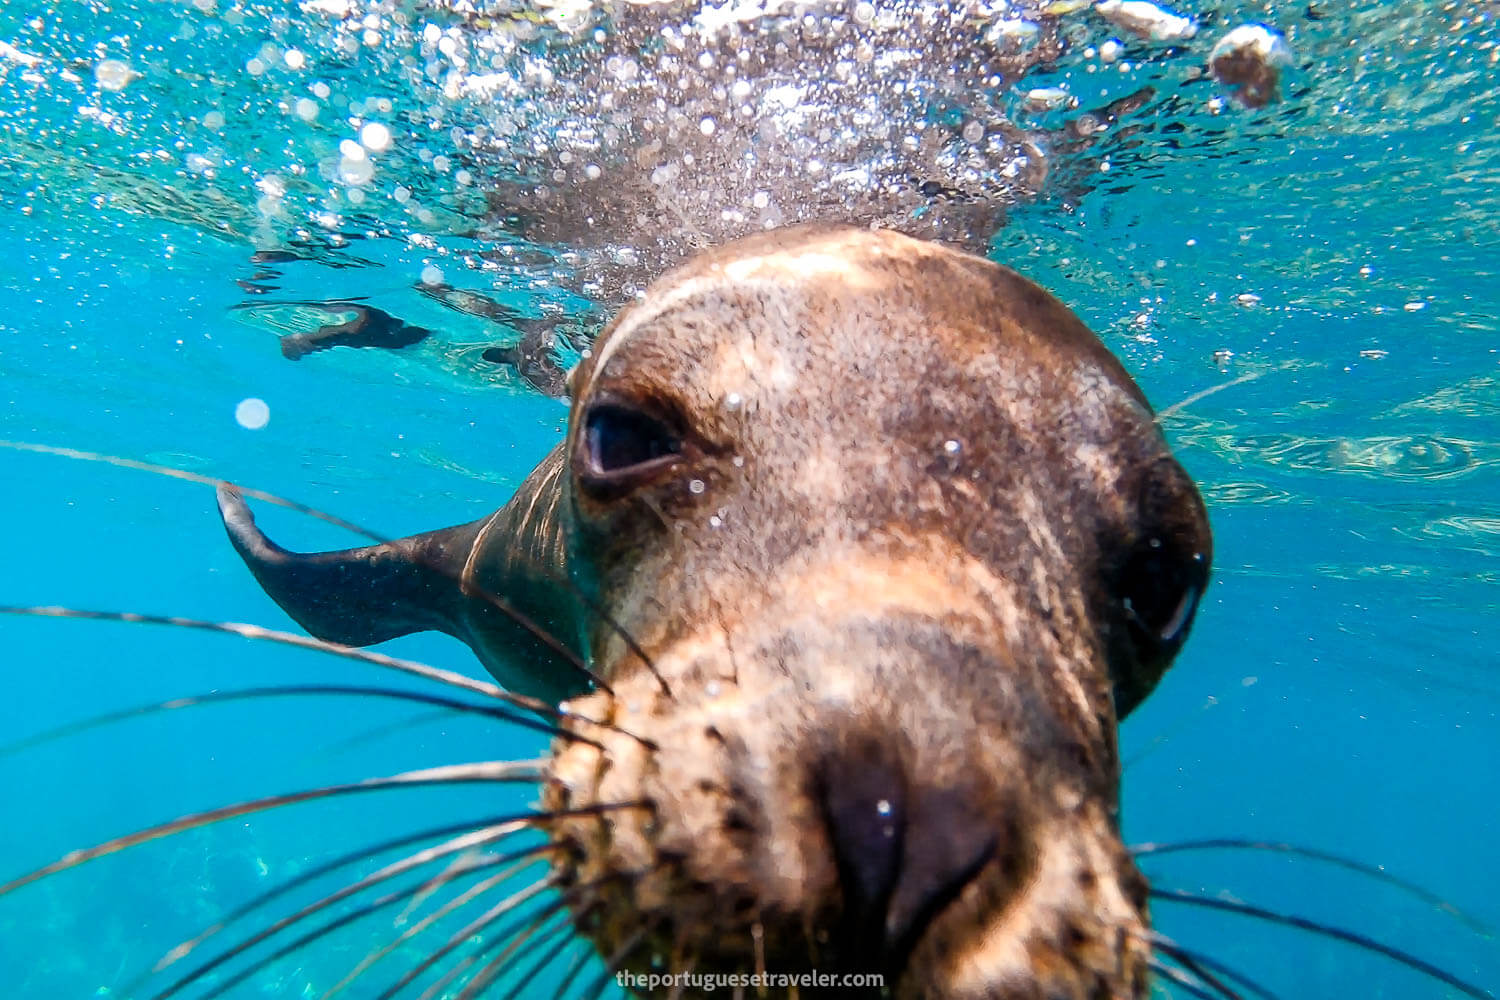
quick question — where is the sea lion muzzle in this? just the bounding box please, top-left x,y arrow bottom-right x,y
542,569 -> 1160,996
217,225 -> 1211,997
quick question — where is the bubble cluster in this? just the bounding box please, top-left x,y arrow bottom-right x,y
8,0 -> 1495,358
295,0 -> 1080,302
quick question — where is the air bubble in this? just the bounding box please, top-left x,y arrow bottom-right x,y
94,59 -> 136,91
235,398 -> 270,430
360,121 -> 392,151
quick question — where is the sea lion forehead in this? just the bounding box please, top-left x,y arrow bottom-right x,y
576,226 -> 1153,434
674,225 -> 934,291
579,227 -> 986,393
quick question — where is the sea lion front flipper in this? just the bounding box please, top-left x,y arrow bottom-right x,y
215,447 -> 586,702
216,484 -> 486,646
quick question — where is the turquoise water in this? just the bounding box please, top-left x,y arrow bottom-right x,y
1,0 -> 1498,997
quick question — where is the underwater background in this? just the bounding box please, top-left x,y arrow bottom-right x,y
0,0 -> 1497,996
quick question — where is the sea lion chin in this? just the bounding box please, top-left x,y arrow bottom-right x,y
217,225 -> 1212,998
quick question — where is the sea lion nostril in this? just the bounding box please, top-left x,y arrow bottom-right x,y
816,739 -> 909,956
815,740 -> 1004,968
883,784 -> 1001,961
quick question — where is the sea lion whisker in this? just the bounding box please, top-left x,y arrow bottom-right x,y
0,683 -> 601,759
0,439 -> 619,694
161,847 -> 555,1000
547,929 -> 602,1000
318,706 -> 475,758
573,587 -> 674,700
576,917 -> 659,1000
220,473 -> 674,700
1143,931 -> 1278,1000
1121,693 -> 1225,770
1146,956 -> 1226,1000
1133,838 -> 1494,936
1151,365 -> 1296,425
404,871 -> 644,1000
0,604 -> 656,746
665,952 -> 699,1000
217,473 -> 646,701
0,439 -> 653,697
150,823 -> 550,994
0,439 -> 377,536
148,802 -> 641,979
453,895 -> 583,1000
207,471 -> 663,700
324,849 -> 561,997
146,813 -> 547,978
0,603 -> 519,703
0,759 -> 544,898
1148,888 -> 1496,1000
490,909 -> 585,1000
377,873 -> 569,999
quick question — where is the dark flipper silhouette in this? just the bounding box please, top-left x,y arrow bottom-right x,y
216,447 -> 586,703
278,303 -> 431,360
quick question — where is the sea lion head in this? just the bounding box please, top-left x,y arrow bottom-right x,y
544,225 -> 1212,997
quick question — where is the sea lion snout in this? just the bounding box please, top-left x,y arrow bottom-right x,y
543,604 -> 1153,997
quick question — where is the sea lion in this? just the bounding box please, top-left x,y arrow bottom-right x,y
275,302 -> 433,360
216,225 -> 1212,997
413,280 -> 577,396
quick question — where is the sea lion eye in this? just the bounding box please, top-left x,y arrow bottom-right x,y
578,401 -> 683,494
1119,537 -> 1206,647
